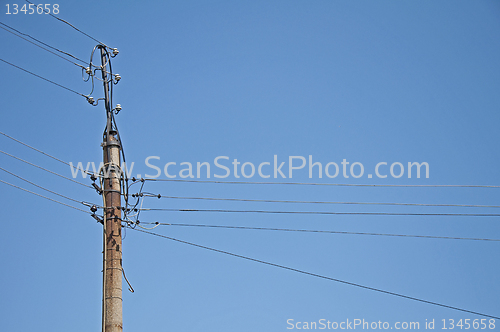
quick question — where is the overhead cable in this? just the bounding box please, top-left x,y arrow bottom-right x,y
136,207 -> 500,217
0,131 -> 97,177
0,58 -> 88,99
25,0 -> 111,49
142,178 -> 500,188
0,179 -> 91,214
141,193 -> 500,209
0,22 -> 86,68
0,166 -> 97,207
139,222 -> 500,242
131,227 -> 500,320
0,149 -> 92,189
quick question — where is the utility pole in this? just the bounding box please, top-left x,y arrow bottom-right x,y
100,45 -> 123,332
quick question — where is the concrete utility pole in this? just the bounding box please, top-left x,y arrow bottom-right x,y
100,45 -> 123,332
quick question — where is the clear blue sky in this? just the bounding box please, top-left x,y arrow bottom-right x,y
0,1 -> 499,331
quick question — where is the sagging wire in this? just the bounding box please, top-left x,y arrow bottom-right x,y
135,221 -> 160,231
122,267 -> 134,293
123,177 -> 166,228
120,178 -> 147,228
124,219 -> 161,231
125,194 -> 145,220
111,178 -> 161,231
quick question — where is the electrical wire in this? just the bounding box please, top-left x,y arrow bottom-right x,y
136,208 -> 500,217
98,48 -> 129,219
0,58 -> 88,98
136,222 -> 160,231
141,193 -> 500,209
25,0 -> 111,49
130,227 -> 500,320
143,178 -> 500,188
0,22 -> 86,68
0,179 -> 91,214
6,128 -> 493,193
0,21 -> 86,63
0,149 -> 92,189
126,181 -> 146,223
85,45 -> 106,107
1,22 -> 118,107
140,222 -> 500,242
0,166 -> 99,208
0,131 -> 101,178
0,131 -> 68,166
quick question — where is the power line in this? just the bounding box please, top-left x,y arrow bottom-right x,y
0,131 -> 85,170
137,207 -> 500,217
140,222 -> 500,242
25,0 -> 110,49
0,166 -> 97,207
0,22 -> 86,68
0,149 -> 92,189
131,227 -> 500,319
142,178 -> 500,188
3,130 -> 493,212
0,58 -> 88,99
0,129 -> 110,183
141,193 -> 500,209
0,179 -> 91,214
